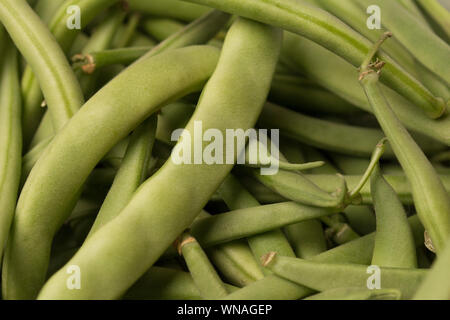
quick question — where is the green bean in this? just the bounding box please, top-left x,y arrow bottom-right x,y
269,74 -> 361,115
190,202 -> 336,247
304,173 -> 450,205
112,12 -> 141,48
253,168 -> 348,208
371,165 -> 417,268
262,252 -> 427,299
356,0 -> 450,85
343,206 -> 376,236
359,33 -> 450,254
3,45 -> 221,300
178,233 -> 229,299
260,103 -> 396,158
414,62 -> 450,101
0,38 -> 22,261
224,215 -> 424,300
413,241 -> 450,299
415,0 -> 450,39
237,175 -> 288,204
217,175 -> 295,273
33,0 -> 67,24
284,220 -> 327,259
0,0 -> 85,132
185,0 -> 446,118
142,18 -> 185,42
37,18 -> 282,300
331,154 -> 371,175
128,0 -> 211,22
282,33 -> 450,146
85,116 -> 157,239
28,111 -> 53,150
128,31 -> 157,47
305,287 -> 401,300
278,140 -> 328,258
396,0 -> 429,25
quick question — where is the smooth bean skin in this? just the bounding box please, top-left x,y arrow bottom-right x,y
2,46 -> 221,300
85,116 -> 157,239
0,0 -> 84,131
0,40 -> 22,260
185,0 -> 446,118
260,103 -> 397,158
179,234 -> 229,299
190,202 -> 336,247
207,241 -> 265,287
282,33 -> 450,146
361,71 -> 450,254
264,254 -> 427,299
371,166 -> 417,268
37,18 -> 282,300
142,18 -> 185,42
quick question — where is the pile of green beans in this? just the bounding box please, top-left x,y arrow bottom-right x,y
0,0 -> 448,301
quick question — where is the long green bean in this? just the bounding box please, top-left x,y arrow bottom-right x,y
0,38 -> 22,261
37,17 -> 282,300
185,0 -> 446,118
3,45 -> 221,299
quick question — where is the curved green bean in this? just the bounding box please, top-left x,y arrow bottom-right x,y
0,39 -> 22,261
371,165 -> 417,268
3,45 -> 221,300
37,18 -> 282,300
178,233 -> 229,299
